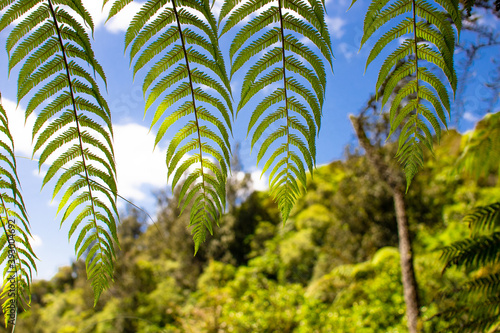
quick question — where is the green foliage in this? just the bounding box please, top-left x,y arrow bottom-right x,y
106,0 -> 233,253
440,201 -> 500,332
36,289 -> 91,333
211,266 -> 305,332
0,0 -> 492,328
353,0 -> 461,188
302,247 -> 407,332
0,0 -> 118,305
456,111 -> 500,179
220,0 -> 332,222
1,131 -> 487,332
0,95 -> 37,328
436,112 -> 500,332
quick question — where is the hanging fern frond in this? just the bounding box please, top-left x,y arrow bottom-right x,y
442,202 -> 500,270
439,201 -> 500,332
107,0 -> 232,253
0,94 -> 37,329
352,0 -> 461,188
465,202 -> 500,236
441,230 -> 500,270
220,0 -> 332,222
1,0 -> 118,304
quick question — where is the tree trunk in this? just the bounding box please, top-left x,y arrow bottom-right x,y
350,115 -> 420,333
393,188 -> 420,333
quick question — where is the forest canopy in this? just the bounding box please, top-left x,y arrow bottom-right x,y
0,0 -> 499,331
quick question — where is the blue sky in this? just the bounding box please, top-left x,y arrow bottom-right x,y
0,0 -> 497,280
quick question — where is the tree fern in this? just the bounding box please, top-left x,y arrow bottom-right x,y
0,0 -> 118,304
439,201 -> 500,332
352,0 -> 461,188
219,0 -> 332,222
106,0 -> 232,253
0,94 -> 37,330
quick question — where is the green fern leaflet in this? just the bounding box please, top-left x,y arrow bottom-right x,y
220,0 -> 332,222
0,0 -> 119,304
353,0 -> 461,188
0,94 -> 38,329
440,201 -> 500,332
106,0 -> 233,253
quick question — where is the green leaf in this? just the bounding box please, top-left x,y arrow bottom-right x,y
119,0 -> 232,251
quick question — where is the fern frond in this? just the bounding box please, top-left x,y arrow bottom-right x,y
231,28 -> 281,76
447,233 -> 500,271
438,295 -> 500,333
464,272 -> 500,297
0,94 -> 38,329
107,0 -> 232,252
464,202 -> 500,237
439,200 -> 500,332
221,0 -> 330,222
359,0 -> 460,187
2,0 -> 118,304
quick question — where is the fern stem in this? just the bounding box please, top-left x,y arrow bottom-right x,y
412,0 -> 420,132
278,0 -> 291,195
171,0 -> 208,211
47,0 -> 106,265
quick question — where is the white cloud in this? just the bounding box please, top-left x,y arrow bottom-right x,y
33,167 -> 45,178
475,9 -> 500,29
82,0 -> 109,28
326,16 -> 346,39
113,123 -> 169,201
200,84 -> 215,93
250,170 -> 268,192
262,82 -> 281,94
338,42 -> 355,60
83,0 -> 143,34
106,2 -> 143,33
211,0 -> 223,18
3,97 -> 76,169
30,234 -> 43,249
463,112 -> 480,123
2,97 -> 170,205
47,198 -> 59,207
1,97 -> 36,156
4,1 -> 141,33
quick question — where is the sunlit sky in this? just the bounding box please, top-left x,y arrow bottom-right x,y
0,0 -> 497,280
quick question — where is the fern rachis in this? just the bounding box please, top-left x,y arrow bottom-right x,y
106,0 -> 232,252
220,0 -> 332,222
353,0 -> 461,188
0,0 -> 119,305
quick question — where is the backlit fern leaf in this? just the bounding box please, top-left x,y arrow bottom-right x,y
107,0 -> 232,253
0,94 -> 37,329
353,0 -> 461,189
1,0 -> 118,304
220,0 -> 332,222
